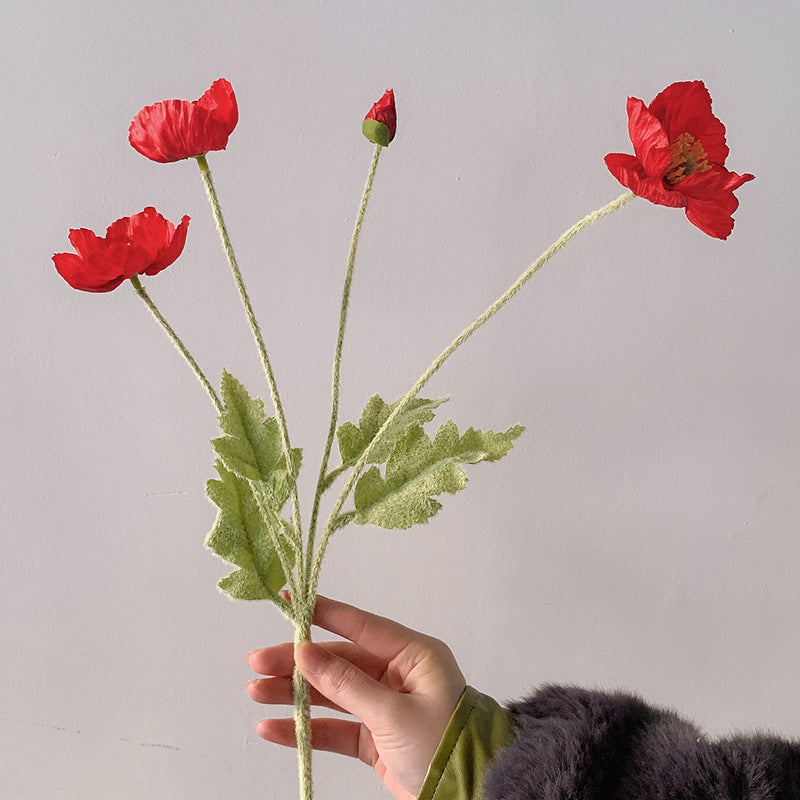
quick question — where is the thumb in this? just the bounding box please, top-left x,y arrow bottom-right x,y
295,641 -> 393,729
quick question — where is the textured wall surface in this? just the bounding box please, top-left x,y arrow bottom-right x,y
2,2 -> 797,797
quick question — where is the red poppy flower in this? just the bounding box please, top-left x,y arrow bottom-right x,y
362,89 -> 396,146
129,78 -> 238,163
605,81 -> 754,239
53,207 -> 190,292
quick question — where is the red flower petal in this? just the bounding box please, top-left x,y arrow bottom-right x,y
53,208 -> 190,292
129,79 -> 238,163
197,78 -> 238,133
648,81 -> 728,164
52,251 -> 111,292
672,165 -> 755,202
684,194 -> 739,240
626,97 -> 670,178
107,206 -> 165,258
53,239 -> 134,293
67,228 -> 103,259
604,152 -> 684,208
605,80 -> 753,237
675,166 -> 755,239
363,89 -> 396,145
143,214 -> 191,275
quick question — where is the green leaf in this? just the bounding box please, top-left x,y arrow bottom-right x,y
258,449 -> 303,512
205,461 -> 293,601
217,568 -> 273,602
204,372 -> 302,602
211,370 -> 284,481
337,394 -> 448,467
353,420 -> 524,530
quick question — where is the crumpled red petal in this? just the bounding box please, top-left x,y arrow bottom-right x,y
105,207 -> 191,275
604,152 -> 684,208
605,80 -> 753,238
364,89 -> 397,141
53,208 -> 190,292
626,98 -> 670,178
53,238 -> 136,292
672,165 -> 755,202
144,214 -> 191,275
676,166 -> 755,238
67,228 -> 103,259
197,78 -> 238,132
129,79 -> 238,163
684,194 -> 740,239
648,81 -> 728,164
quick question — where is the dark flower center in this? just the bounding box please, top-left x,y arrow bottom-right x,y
664,133 -> 711,186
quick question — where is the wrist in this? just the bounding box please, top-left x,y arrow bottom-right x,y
416,687 -> 515,800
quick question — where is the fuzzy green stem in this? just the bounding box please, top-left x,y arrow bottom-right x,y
270,593 -> 294,620
130,275 -> 222,414
321,463 -> 348,491
250,481 -> 300,600
195,154 -> 304,558
292,609 -> 314,800
308,191 -> 636,597
307,143 -> 383,584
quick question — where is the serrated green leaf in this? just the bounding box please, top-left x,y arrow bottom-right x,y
337,394 -> 448,467
205,372 -> 303,602
353,420 -> 524,530
205,461 -> 292,601
212,371 -> 284,481
438,421 -> 525,464
264,449 -> 303,509
218,568 -> 272,601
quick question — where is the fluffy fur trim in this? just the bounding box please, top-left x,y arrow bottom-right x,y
483,685 -> 800,799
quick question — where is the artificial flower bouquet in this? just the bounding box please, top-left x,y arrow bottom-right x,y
53,78 -> 752,799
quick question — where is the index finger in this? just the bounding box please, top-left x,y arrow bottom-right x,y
310,595 -> 422,663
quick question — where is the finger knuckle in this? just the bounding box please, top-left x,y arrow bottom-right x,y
425,635 -> 456,664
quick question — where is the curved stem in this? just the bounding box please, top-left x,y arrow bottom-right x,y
195,154 -> 304,555
307,143 -> 383,584
308,191 -> 636,597
130,275 -> 222,414
321,463 -> 348,492
270,592 -> 294,620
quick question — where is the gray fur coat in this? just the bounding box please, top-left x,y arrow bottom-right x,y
484,686 -> 800,800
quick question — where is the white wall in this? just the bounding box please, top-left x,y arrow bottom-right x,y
3,1 -> 798,797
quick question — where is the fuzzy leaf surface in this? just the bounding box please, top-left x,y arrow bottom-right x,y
205,372 -> 300,601
353,420 -> 523,530
211,370 -> 285,481
205,461 -> 292,601
337,394 -> 448,467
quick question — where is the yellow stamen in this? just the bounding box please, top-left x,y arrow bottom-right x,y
664,132 -> 711,186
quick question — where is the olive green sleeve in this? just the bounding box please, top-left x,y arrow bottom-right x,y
416,686 -> 516,800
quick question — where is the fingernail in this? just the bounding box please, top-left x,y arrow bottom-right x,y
296,641 -> 324,675
246,650 -> 257,666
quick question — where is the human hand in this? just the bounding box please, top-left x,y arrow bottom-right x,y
247,595 -> 467,800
